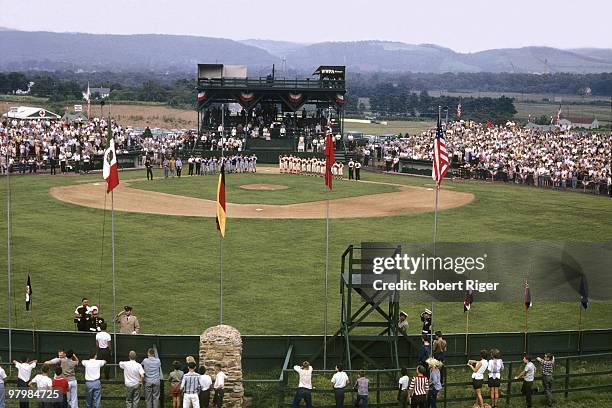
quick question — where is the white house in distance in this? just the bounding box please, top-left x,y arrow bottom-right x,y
559,116 -> 600,129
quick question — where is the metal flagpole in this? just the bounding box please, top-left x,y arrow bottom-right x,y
111,190 -> 117,376
323,108 -> 332,370
6,111 -> 13,374
109,104 -> 118,377
465,310 -> 469,355
220,103 -> 224,325
430,106 -> 441,355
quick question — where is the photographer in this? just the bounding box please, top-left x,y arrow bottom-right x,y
114,306 -> 140,334
74,298 -> 92,332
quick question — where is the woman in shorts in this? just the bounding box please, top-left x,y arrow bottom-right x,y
168,361 -> 183,408
487,349 -> 504,408
467,350 -> 489,408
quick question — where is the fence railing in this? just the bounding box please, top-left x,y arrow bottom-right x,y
270,352 -> 612,407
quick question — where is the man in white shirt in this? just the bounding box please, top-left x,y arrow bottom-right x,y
29,364 -> 53,390
197,366 -> 212,408
330,365 -> 349,408
291,361 -> 312,408
398,367 -> 410,408
0,363 -> 6,408
515,355 -> 536,408
95,323 -> 112,380
14,357 -> 37,408
212,364 -> 225,408
119,351 -> 144,408
82,351 -> 106,408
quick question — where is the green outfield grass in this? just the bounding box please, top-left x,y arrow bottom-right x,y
130,171 -> 397,204
0,167 -> 611,335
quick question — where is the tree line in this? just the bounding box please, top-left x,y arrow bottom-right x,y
4,70 -> 612,124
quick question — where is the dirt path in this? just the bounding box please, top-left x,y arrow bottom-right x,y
50,173 -> 474,219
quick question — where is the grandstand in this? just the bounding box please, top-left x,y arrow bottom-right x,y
194,64 -> 347,158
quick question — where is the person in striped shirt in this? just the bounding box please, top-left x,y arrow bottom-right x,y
408,366 -> 429,408
180,362 -> 200,408
536,353 -> 555,407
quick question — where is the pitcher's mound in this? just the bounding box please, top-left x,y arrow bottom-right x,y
240,184 -> 288,191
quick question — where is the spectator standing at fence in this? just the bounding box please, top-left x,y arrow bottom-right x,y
180,362 -> 200,408
467,350 -> 488,408
426,358 -> 442,408
536,353 -> 555,407
291,361 -> 313,408
29,364 -> 53,397
514,355 -> 535,408
398,367 -> 410,408
408,366 -> 429,408
330,364 -> 349,408
44,349 -> 79,408
197,366 -> 212,408
487,349 -> 504,408
212,364 -> 225,408
168,361 -> 183,408
142,348 -> 162,408
119,351 -> 144,408
81,351 -> 106,408
14,357 -> 37,408
418,336 -> 431,369
0,363 -> 6,408
52,366 -> 69,408
95,323 -> 111,380
353,370 -> 369,408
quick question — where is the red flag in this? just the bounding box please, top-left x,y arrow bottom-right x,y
463,289 -> 473,312
486,120 -> 494,129
324,119 -> 335,190
103,120 -> 119,193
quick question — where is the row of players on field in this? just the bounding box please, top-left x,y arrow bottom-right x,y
279,155 -> 362,179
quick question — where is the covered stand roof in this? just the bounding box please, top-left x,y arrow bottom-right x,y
3,106 -> 61,120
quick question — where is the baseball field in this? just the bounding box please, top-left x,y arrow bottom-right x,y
0,167 -> 611,335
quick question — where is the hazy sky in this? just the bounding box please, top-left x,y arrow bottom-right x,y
1,0 -> 610,52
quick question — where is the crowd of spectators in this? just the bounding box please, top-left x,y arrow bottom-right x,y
360,121 -> 611,194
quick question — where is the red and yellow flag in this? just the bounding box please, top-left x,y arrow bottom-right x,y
216,161 -> 226,237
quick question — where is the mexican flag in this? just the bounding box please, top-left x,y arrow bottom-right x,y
103,120 -> 120,193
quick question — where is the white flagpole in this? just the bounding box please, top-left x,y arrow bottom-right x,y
6,113 -> 13,374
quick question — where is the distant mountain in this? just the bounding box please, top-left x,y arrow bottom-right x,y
1,30 -> 611,74
0,30 -> 279,72
239,39 -> 307,58
286,41 -> 612,73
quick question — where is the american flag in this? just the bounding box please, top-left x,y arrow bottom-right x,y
324,118 -> 335,190
456,103 -> 462,119
432,115 -> 449,185
556,106 -> 561,124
